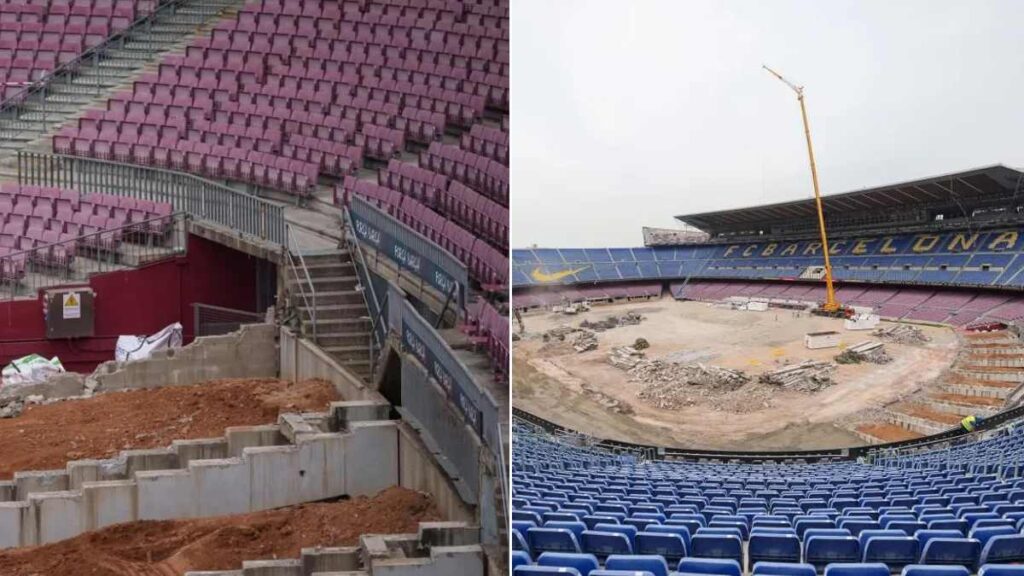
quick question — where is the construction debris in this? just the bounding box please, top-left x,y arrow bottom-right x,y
571,330 -> 599,353
0,399 -> 23,419
759,360 -> 837,392
835,341 -> 892,364
873,324 -> 931,345
541,325 -> 579,342
633,362 -> 749,410
633,337 -> 650,350
580,311 -> 644,332
608,346 -> 645,369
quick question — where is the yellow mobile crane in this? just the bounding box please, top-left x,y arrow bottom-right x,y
763,65 -> 851,317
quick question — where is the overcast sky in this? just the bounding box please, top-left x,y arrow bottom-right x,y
511,0 -> 1024,248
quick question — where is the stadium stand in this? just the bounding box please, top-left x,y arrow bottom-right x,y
511,413 -> 1024,576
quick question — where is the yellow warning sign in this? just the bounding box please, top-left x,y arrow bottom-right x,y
63,292 -> 81,320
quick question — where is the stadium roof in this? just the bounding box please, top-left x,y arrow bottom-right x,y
677,165 -> 1024,235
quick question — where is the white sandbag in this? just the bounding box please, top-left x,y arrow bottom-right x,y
115,322 -> 183,362
1,354 -> 65,390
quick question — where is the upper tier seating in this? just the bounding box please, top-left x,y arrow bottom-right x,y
0,0 -> 157,101
0,182 -> 171,280
54,0 -> 510,198
511,418 -> 1024,576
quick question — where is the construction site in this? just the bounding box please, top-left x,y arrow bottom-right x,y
510,297 -> 1023,451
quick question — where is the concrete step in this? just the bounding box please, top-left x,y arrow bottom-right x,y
301,290 -> 365,306
887,404 -> 961,436
318,345 -> 372,363
852,422 -> 924,444
314,331 -> 372,349
303,317 -> 373,333
296,303 -> 367,321
295,275 -> 360,293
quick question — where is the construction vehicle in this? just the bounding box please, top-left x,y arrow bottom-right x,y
764,65 -> 854,319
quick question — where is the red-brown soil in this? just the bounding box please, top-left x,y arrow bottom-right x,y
856,423 -> 922,442
0,486 -> 439,576
0,378 -> 340,479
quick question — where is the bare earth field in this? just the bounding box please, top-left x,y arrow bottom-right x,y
513,297 -> 958,450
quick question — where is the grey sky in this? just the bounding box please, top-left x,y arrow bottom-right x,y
511,0 -> 1024,248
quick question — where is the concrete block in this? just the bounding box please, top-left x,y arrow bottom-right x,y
14,469 -> 69,499
0,481 -> 14,502
136,469 -> 198,520
125,448 -> 179,475
417,522 -> 480,547
247,433 -> 346,511
226,425 -> 285,457
173,438 -> 229,467
301,547 -> 361,573
280,413 -> 317,442
67,459 -> 127,489
331,400 -> 392,430
30,490 -> 84,545
369,545 -> 484,576
0,501 -> 27,549
191,458 -> 251,518
346,422 -> 398,496
241,559 -> 302,576
82,480 -> 136,530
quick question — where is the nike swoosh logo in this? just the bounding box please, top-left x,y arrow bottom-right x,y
530,266 -> 590,282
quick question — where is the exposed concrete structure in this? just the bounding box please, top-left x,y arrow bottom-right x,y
183,522 -> 485,576
0,400 -> 396,548
88,323 -> 278,392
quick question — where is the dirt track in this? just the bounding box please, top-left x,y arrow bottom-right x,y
0,378 -> 340,479
513,298 -> 958,450
0,487 -> 438,576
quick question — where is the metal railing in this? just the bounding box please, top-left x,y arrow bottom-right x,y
17,152 -> 286,247
192,303 -> 265,337
0,212 -> 187,300
0,0 -> 182,124
285,225 -> 317,342
344,207 -> 386,380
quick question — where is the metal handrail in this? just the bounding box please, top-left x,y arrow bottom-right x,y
17,151 -> 286,246
0,0 -> 183,117
285,225 -> 317,342
342,207 -> 386,378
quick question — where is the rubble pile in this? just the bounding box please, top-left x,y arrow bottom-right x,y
632,362 -> 749,410
608,346 -> 645,369
873,324 -> 930,345
580,311 -> 644,332
835,341 -> 892,364
541,325 -> 579,342
759,360 -> 836,392
571,330 -> 599,353
633,337 -> 650,350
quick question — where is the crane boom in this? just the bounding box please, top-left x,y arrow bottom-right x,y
762,64 -> 841,314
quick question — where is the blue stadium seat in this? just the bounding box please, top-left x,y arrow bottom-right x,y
691,534 -> 743,563
537,552 -> 600,576
915,530 -> 963,551
645,524 -> 691,550
635,531 -> 687,562
979,565 -> 1024,576
581,530 -> 632,559
919,538 -> 981,568
980,535 -> 1024,564
752,562 -> 817,576
862,536 -> 919,571
901,566 -> 971,576
583,515 -> 620,530
804,536 -> 861,570
514,567 -> 582,576
545,521 -> 587,541
926,519 -> 967,534
513,529 -> 530,554
823,563 -> 890,576
677,558 -> 743,576
527,527 -> 582,554
512,550 -> 532,570
590,571 -> 655,576
749,533 -> 801,565
971,526 -> 1017,545
604,554 -> 670,576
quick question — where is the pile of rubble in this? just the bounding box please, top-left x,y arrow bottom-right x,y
580,311 -> 644,332
873,324 -> 930,345
835,341 -> 892,365
541,325 -> 579,342
571,330 -> 598,353
608,346 -> 645,369
759,360 -> 836,392
632,362 -> 749,410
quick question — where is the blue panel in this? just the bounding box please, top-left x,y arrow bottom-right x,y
966,253 -> 1015,267
575,266 -> 599,283
609,248 -> 635,262
634,248 -> 656,261
638,262 -> 660,278
617,263 -> 641,279
658,262 -> 683,278
954,271 -> 1000,285
536,249 -> 565,264
585,248 -> 613,262
512,249 -> 539,265
653,247 -> 679,261
513,268 -> 535,285
594,263 -> 621,280
559,249 -> 588,264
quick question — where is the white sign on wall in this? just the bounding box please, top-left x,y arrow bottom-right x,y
62,292 -> 81,319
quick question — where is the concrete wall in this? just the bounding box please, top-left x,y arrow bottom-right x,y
0,401 -> 397,549
280,327 -> 380,402
88,323 -> 278,392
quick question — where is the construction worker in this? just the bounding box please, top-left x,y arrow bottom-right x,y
961,414 -> 982,433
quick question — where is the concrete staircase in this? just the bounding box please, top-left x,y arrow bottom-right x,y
287,250 -> 374,381
855,329 -> 1024,443
0,0 -> 244,179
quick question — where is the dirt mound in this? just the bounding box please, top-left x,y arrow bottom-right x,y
0,487 -> 438,576
0,378 -> 339,480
